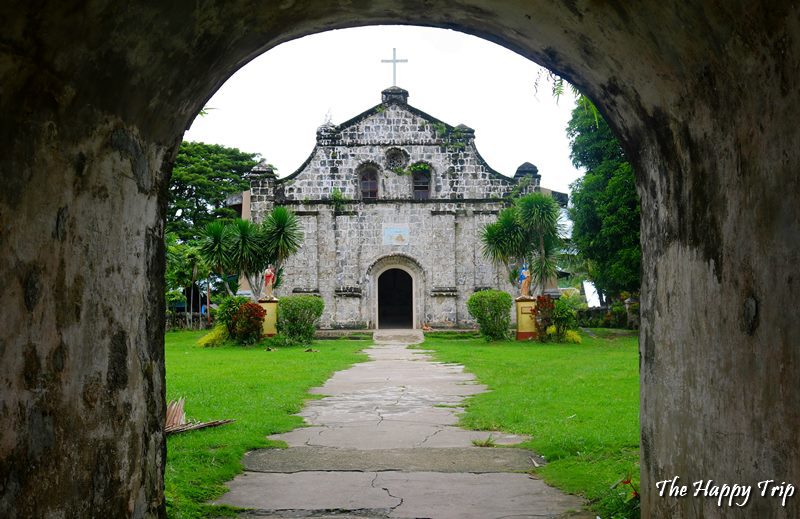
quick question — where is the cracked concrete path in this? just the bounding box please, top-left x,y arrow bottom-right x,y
216,330 -> 585,518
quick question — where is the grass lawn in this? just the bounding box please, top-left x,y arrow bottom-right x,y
164,331 -> 368,518
422,330 -> 640,517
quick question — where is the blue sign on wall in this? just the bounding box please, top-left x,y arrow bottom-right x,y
382,224 -> 410,246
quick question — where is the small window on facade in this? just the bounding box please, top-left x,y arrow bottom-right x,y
413,168 -> 430,200
360,168 -> 378,200
385,148 -> 408,170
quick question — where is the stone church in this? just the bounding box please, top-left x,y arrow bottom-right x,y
243,87 -> 566,329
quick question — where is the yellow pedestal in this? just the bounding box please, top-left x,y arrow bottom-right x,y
515,299 -> 537,340
259,300 -> 278,337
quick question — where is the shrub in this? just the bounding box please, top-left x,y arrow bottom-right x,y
197,325 -> 228,347
532,295 -> 554,342
552,297 -> 578,340
231,302 -> 266,345
217,296 -> 249,334
277,295 -> 325,345
467,289 -> 512,341
564,330 -> 582,344
604,301 -> 627,328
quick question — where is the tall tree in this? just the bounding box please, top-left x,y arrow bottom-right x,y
567,97 -> 641,299
167,141 -> 260,241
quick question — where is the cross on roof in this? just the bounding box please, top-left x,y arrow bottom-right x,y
381,48 -> 408,87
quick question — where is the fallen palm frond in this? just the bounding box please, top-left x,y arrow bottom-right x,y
165,398 -> 234,435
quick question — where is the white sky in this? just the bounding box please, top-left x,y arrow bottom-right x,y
184,25 -> 582,194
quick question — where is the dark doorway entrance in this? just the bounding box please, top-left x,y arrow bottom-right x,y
378,269 -> 413,328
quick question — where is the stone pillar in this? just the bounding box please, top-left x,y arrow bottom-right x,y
0,119 -> 170,516
248,161 -> 276,223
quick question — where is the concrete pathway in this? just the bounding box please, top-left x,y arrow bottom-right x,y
216,330 -> 585,518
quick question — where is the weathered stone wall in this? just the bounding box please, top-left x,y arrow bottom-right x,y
275,201 -> 514,328
0,118 -> 171,516
2,2 -> 799,517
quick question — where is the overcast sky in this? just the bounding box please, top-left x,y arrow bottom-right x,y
184,25 -> 582,194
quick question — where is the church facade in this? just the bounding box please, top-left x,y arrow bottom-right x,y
247,87 -> 566,329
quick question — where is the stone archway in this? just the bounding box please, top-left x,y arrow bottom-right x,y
2,4 -> 799,518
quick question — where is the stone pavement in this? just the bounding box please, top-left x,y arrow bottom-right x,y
216,330 -> 585,518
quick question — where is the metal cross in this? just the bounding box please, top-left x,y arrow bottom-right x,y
381,48 -> 408,86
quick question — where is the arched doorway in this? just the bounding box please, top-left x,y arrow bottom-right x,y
378,268 -> 413,328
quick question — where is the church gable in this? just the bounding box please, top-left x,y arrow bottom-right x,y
273,87 -> 527,203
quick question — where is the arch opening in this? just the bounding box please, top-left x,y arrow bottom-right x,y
378,268 -> 413,329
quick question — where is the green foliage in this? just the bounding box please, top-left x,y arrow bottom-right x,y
421,332 -> 639,517
466,290 -> 513,341
216,296 -> 249,335
568,98 -> 641,299
197,325 -> 228,347
262,206 -> 302,268
197,221 -> 236,296
392,161 -> 431,177
532,295 -> 555,342
168,141 -> 259,241
166,289 -> 185,309
164,331 -> 367,518
276,295 -> 325,345
482,193 -> 562,292
552,297 -> 578,340
604,301 -> 628,328
564,330 -> 582,344
330,187 -> 348,212
231,302 -> 266,345
217,208 -> 302,300
431,122 -> 467,150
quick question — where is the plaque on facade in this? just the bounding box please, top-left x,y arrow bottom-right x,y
382,224 -> 410,246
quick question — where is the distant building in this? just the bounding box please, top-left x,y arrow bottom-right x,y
246,87 -> 566,329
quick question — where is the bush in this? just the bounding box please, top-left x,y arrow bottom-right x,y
197,325 -> 228,347
564,330 -> 582,344
604,301 -> 627,328
552,297 -> 578,340
217,296 -> 249,334
467,290 -> 512,341
277,295 -> 325,345
231,302 -> 266,345
532,295 -> 554,342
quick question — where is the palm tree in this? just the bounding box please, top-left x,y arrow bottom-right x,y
226,207 -> 302,301
482,207 -> 527,285
261,206 -> 302,273
198,221 -> 235,296
516,193 -> 562,293
481,193 -> 562,296
227,218 -> 268,300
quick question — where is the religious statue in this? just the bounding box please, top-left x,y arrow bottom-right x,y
518,262 -> 532,299
260,264 -> 277,301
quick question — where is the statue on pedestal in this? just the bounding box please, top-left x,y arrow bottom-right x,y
260,264 -> 277,302
517,262 -> 532,300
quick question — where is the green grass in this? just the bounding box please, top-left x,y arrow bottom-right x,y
421,330 -> 640,517
164,330 -> 367,518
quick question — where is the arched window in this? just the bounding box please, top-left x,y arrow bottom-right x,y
360,168 -> 378,200
412,166 -> 430,200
